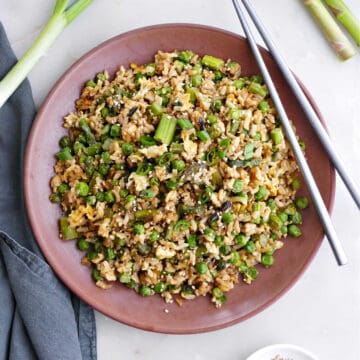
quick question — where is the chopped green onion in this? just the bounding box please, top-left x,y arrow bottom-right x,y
174,219 -> 190,232
196,130 -> 211,142
158,152 -> 174,166
140,134 -> 156,147
199,187 -> 213,204
177,118 -> 194,130
140,189 -> 155,199
136,162 -> 153,176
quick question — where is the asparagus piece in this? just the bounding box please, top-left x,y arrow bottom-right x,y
324,0 -> 360,46
304,0 -> 356,61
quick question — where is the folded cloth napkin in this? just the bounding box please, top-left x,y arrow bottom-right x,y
0,23 -> 96,360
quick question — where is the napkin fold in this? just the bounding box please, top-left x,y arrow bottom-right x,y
0,22 -> 96,360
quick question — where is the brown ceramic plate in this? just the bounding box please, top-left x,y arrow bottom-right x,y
24,24 -> 335,334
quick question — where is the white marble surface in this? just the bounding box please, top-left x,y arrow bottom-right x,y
1,0 -> 360,359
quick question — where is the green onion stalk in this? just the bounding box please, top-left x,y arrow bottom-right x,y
0,0 -> 92,108
324,0 -> 360,46
303,0 -> 356,61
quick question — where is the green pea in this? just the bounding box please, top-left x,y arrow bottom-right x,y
96,192 -> 105,202
212,287 -> 223,298
110,124 -> 121,137
255,186 -> 268,201
86,195 -> 96,206
76,182 -> 89,197
101,107 -> 110,118
139,285 -> 152,296
77,238 -> 89,251
291,177 -> 301,190
258,100 -> 270,112
154,282 -> 167,294
278,211 -> 288,223
49,193 -> 61,203
245,240 -> 256,253
104,191 -> 115,203
220,245 -> 231,256
98,163 -> 110,177
92,268 -> 102,281
235,233 -> 248,247
246,266 -> 259,280
195,261 -> 208,274
261,253 -> 274,267
150,230 -> 160,242
122,143 -> 133,155
186,234 -> 197,248
166,179 -> 178,190
207,114 -> 217,124
133,223 -> 144,235
214,235 -> 224,247
104,248 -> 116,260
229,251 -> 240,264
232,179 -> 244,194
171,159 -> 185,171
291,211 -> 302,225
191,74 -> 202,87
59,136 -> 71,148
280,225 -> 288,234
267,198 -> 276,211
233,79 -> 245,89
118,272 -> 131,284
56,147 -> 73,161
288,224 -> 302,237
86,80 -> 96,88
221,212 -> 234,224
295,196 -> 309,209
87,251 -> 98,261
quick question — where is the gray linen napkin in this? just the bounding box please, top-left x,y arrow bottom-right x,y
0,22 -> 97,360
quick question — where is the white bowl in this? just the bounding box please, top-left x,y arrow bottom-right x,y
246,344 -> 319,360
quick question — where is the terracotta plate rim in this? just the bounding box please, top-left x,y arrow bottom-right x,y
23,23 -> 335,334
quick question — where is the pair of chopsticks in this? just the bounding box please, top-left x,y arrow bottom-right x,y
232,0 -> 360,266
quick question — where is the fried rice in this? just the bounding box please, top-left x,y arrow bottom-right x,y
49,50 -> 307,307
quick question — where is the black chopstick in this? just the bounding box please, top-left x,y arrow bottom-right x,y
232,0 -> 348,265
